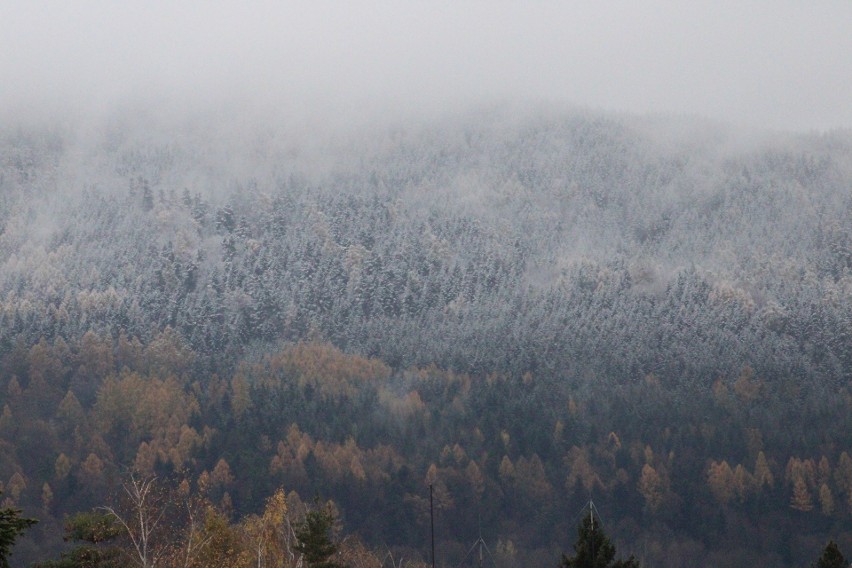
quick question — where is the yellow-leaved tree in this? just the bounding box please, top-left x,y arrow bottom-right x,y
240,488 -> 290,568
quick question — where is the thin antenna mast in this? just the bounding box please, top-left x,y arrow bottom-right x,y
586,498 -> 606,566
455,512 -> 496,568
430,484 -> 436,568
478,513 -> 483,568
590,498 -> 595,564
590,498 -> 594,531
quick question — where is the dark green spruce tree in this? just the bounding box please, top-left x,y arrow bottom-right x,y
812,540 -> 848,568
32,511 -> 124,568
560,512 -> 640,568
0,492 -> 38,568
294,502 -> 345,568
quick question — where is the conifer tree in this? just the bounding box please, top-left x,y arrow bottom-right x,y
294,502 -> 344,568
812,540 -> 847,568
559,512 -> 640,568
0,492 -> 38,568
32,512 -> 123,568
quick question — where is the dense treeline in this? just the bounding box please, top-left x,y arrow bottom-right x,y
0,107 -> 850,566
1,337 -> 850,566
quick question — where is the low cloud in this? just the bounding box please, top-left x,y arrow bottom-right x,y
3,1 -> 852,131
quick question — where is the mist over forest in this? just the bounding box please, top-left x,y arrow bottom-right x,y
0,104 -> 850,567
2,106 -> 850,384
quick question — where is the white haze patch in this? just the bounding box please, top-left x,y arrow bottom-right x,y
2,1 -> 852,132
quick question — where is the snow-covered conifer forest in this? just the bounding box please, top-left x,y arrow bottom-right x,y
1,106 -> 850,567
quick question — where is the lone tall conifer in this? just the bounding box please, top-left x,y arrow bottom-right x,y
559,511 -> 639,568
294,502 -> 344,568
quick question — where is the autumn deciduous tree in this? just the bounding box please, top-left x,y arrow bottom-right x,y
187,506 -> 245,568
753,451 -> 774,490
637,464 -> 664,513
565,447 -> 602,498
241,488 -> 290,568
789,472 -> 814,512
337,536 -> 384,568
835,452 -> 852,514
818,484 -> 834,516
707,461 -> 735,506
102,475 -> 174,568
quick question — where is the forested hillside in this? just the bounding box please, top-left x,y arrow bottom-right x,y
0,107 -> 850,567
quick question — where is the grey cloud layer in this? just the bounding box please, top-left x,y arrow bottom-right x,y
2,1 -> 851,131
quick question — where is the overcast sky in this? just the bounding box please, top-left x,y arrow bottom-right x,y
3,1 -> 852,131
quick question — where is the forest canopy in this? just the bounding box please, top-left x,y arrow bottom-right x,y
0,106 -> 850,567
